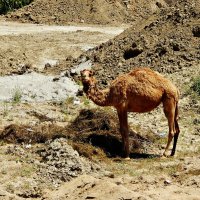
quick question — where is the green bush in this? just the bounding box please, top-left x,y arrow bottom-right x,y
192,77 -> 200,96
0,0 -> 33,14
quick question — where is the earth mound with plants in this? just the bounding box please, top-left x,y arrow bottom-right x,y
0,109 -> 159,158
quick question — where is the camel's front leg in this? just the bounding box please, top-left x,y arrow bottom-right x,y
117,109 -> 130,158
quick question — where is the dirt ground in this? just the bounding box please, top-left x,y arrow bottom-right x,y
0,0 -> 200,199
0,20 -> 125,76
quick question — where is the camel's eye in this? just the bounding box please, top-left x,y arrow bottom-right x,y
89,71 -> 93,77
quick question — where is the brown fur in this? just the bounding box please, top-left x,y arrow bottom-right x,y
81,67 -> 180,158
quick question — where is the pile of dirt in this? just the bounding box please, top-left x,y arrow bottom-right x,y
5,0 -> 167,25
37,138 -> 101,186
68,0 -> 200,86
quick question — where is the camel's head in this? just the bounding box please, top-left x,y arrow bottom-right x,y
81,69 -> 97,94
80,69 -> 96,85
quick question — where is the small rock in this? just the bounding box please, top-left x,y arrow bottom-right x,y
86,195 -> 96,199
104,171 -> 115,178
164,179 -> 172,185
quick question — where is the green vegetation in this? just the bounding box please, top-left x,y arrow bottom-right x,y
2,102 -> 9,117
0,0 -> 33,14
192,77 -> 200,96
12,87 -> 22,104
60,96 -> 74,115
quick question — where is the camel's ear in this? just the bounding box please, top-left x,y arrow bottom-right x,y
89,70 -> 95,77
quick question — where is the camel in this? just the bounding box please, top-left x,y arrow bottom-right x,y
80,67 -> 180,159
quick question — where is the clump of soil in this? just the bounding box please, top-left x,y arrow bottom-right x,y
69,0 -> 200,86
0,123 -> 67,143
5,0 -> 167,25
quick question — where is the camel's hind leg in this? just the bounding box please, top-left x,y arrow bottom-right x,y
171,103 -> 180,156
163,99 -> 176,157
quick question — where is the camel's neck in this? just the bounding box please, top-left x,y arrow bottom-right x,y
83,82 -> 111,107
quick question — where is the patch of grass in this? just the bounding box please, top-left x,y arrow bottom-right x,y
2,102 -> 9,117
65,96 -> 74,105
20,181 -> 32,191
106,156 -> 161,177
13,164 -> 36,178
30,93 -> 37,99
60,96 -> 74,115
20,166 -> 35,177
0,140 -> 6,146
191,77 -> 200,96
0,123 -> 67,144
83,98 -> 90,106
6,183 -> 15,193
158,162 -> 184,176
12,87 -> 22,104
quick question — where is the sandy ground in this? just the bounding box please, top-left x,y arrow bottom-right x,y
0,20 -> 200,200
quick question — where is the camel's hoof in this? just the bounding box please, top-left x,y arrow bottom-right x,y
161,152 -> 169,158
170,152 -> 175,157
124,157 -> 131,161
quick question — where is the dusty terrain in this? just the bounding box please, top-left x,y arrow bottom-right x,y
0,0 -> 200,199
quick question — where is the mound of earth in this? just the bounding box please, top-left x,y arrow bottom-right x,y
37,138 -> 101,186
0,109 -> 159,158
67,0 -> 200,85
5,0 -> 167,25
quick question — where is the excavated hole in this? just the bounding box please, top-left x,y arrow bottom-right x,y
192,26 -> 200,37
124,48 -> 143,60
172,44 -> 180,51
